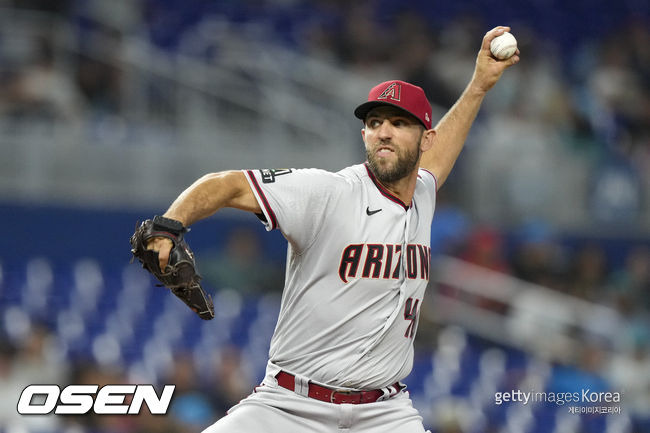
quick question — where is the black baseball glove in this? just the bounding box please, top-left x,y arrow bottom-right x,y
130,215 -> 215,320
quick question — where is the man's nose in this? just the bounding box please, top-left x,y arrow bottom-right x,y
376,119 -> 393,138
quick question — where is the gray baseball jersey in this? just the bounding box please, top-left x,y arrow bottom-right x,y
244,162 -> 437,390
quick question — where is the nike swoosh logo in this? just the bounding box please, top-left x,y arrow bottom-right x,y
366,206 -> 382,216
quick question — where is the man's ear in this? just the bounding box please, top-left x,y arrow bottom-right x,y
421,129 -> 436,152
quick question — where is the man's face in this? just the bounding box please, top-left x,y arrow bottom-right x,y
362,106 -> 424,184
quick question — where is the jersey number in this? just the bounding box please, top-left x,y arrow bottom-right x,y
404,297 -> 420,339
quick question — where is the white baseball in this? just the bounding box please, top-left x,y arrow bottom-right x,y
490,31 -> 517,60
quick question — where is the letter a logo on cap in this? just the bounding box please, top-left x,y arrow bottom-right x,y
377,82 -> 401,102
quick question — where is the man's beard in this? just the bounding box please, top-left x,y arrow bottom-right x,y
366,141 -> 421,184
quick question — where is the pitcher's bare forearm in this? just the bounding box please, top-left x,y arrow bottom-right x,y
164,171 -> 261,227
423,83 -> 487,187
420,26 -> 519,189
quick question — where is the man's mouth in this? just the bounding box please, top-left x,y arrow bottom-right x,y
376,145 -> 395,157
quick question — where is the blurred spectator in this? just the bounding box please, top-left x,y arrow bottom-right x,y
163,352 -> 216,432
11,321 -> 68,386
0,322 -> 68,433
75,27 -> 124,116
0,338 -> 18,429
65,361 -> 138,433
133,407 -> 180,433
208,344 -> 254,416
510,221 -> 565,290
547,338 -> 611,395
433,13 -> 485,97
333,1 -> 392,78
607,246 -> 650,313
199,227 -> 284,295
80,0 -> 143,34
447,225 -> 512,315
589,156 -> 643,226
606,246 -> 650,354
565,243 -> 608,301
606,340 -> 650,420
294,0 -> 344,62
459,226 -> 510,274
587,31 -> 647,154
429,201 -> 471,257
390,10 -> 457,110
7,0 -> 71,15
0,35 -> 83,123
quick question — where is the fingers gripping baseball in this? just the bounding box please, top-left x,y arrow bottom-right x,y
472,26 -> 520,93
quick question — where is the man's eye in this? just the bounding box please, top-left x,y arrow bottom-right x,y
394,118 -> 412,127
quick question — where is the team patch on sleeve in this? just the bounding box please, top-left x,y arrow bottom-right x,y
260,168 -> 293,183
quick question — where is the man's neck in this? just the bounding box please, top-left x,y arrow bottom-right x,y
374,170 -> 419,207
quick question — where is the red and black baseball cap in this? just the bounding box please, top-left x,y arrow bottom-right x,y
354,80 -> 432,130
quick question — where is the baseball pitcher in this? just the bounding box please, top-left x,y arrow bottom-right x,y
131,26 -> 519,433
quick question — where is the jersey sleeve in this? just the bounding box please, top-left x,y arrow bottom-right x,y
244,168 -> 344,251
418,168 -> 438,201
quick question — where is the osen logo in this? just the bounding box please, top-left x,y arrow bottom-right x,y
17,384 -> 175,415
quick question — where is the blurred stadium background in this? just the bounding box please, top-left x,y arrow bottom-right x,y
0,0 -> 649,432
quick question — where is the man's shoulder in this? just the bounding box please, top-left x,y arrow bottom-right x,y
413,167 -> 438,204
247,164 -> 368,187
336,163 -> 368,180
416,167 -> 438,190
250,165 -> 365,189
288,164 -> 366,184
